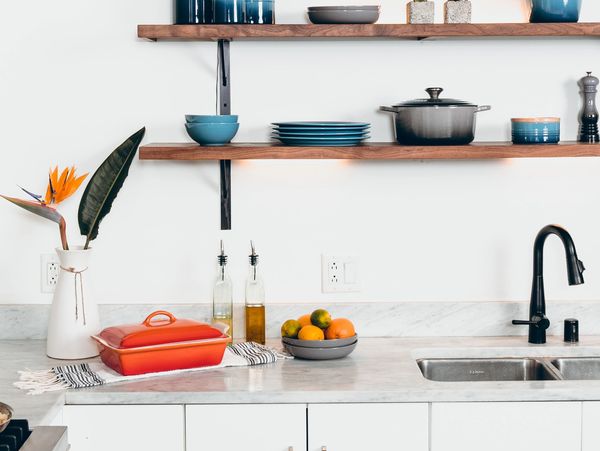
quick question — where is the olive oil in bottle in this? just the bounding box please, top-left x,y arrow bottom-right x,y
213,240 -> 233,340
245,241 -> 265,344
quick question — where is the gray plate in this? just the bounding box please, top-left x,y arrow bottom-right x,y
308,9 -> 380,24
284,341 -> 357,360
308,5 -> 380,11
282,334 -> 358,348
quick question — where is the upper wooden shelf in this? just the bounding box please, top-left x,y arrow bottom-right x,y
139,142 -> 600,160
138,23 -> 600,41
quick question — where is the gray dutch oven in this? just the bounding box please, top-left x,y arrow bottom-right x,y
380,87 -> 491,145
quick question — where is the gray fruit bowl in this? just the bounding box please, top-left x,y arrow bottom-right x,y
282,334 -> 358,348
0,402 -> 13,433
283,341 -> 357,360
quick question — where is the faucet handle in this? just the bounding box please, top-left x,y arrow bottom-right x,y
512,315 -> 550,330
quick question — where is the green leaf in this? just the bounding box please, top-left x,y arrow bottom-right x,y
0,195 -> 63,224
78,127 -> 145,248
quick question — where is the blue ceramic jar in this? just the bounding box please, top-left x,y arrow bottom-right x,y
244,0 -> 275,24
175,0 -> 214,24
530,0 -> 582,23
511,118 -> 561,144
214,0 -> 244,23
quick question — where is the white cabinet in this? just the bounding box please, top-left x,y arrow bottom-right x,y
186,404 -> 306,451
582,402 -> 600,451
431,402 -> 581,451
63,405 -> 184,451
308,403 -> 428,451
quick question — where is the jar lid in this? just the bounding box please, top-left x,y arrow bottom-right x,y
393,87 -> 475,107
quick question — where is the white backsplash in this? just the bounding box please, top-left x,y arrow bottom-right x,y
2,301 -> 599,340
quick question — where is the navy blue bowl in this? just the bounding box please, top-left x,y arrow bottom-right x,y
530,0 -> 581,23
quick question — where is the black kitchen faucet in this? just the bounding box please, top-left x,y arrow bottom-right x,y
513,225 -> 586,344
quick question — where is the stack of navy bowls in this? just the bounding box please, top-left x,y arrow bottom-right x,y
185,115 -> 239,146
272,121 -> 370,147
511,118 -> 560,144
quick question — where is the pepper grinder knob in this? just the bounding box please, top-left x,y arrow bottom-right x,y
579,71 -> 600,143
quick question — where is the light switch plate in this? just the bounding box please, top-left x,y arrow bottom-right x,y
321,254 -> 360,293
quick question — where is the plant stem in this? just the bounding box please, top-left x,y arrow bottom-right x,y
84,236 -> 90,250
59,218 -> 69,251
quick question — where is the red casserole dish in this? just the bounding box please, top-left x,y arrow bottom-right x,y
92,310 -> 230,376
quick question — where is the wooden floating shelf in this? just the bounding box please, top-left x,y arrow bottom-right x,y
139,142 -> 600,160
138,23 -> 600,41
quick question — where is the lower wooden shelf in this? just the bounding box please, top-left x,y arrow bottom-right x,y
139,141 -> 600,160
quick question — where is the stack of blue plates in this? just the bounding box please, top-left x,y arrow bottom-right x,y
272,122 -> 370,146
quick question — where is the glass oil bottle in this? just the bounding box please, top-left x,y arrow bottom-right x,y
213,240 -> 233,339
245,241 -> 265,344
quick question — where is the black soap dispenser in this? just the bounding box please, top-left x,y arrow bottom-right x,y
579,71 -> 600,143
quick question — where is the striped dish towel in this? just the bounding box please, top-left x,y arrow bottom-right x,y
15,342 -> 291,395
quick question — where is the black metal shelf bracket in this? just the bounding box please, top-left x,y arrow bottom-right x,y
217,39 -> 232,230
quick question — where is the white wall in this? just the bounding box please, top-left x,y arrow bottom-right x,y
1,0 -> 600,305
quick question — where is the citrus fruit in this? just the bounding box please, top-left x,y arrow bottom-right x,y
298,314 -> 312,328
298,325 -> 325,341
310,309 -> 332,329
325,318 -> 356,340
281,319 -> 302,338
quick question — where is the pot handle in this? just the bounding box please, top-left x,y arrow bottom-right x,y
143,310 -> 177,327
475,105 -> 492,113
380,106 -> 398,113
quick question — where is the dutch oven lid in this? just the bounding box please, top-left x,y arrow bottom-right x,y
393,87 -> 476,107
99,310 -> 227,349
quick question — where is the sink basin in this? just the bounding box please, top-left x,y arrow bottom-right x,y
417,358 -> 560,382
551,357 -> 600,380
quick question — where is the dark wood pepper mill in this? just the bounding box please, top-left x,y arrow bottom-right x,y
579,71 -> 600,143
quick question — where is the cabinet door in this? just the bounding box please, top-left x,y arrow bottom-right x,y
63,405 -> 184,451
186,404 -> 306,451
308,403 -> 428,451
582,402 -> 600,451
431,402 -> 581,451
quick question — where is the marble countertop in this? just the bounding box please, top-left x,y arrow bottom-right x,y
7,336 -> 600,427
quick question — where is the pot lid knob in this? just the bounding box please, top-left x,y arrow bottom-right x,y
425,87 -> 443,100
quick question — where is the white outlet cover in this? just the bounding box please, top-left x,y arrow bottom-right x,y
321,254 -> 360,293
41,253 -> 59,293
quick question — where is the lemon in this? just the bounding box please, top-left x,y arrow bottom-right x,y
310,309 -> 332,329
281,319 -> 302,338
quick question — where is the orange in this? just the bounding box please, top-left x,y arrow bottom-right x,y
325,318 -> 356,340
298,314 -> 312,328
310,309 -> 332,329
298,325 -> 325,341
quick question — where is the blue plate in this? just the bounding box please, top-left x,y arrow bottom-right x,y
275,136 -> 366,146
274,126 -> 370,132
273,121 -> 370,128
274,131 -> 370,137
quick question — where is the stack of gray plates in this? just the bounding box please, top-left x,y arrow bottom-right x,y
272,121 -> 371,147
307,5 -> 381,24
282,335 -> 358,360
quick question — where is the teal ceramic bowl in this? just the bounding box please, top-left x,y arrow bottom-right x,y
185,122 -> 240,146
512,117 -> 560,144
186,114 -> 239,124
530,0 -> 582,23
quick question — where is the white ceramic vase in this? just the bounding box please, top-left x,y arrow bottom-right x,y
46,246 -> 100,359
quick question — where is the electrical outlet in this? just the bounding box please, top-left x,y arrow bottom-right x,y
321,255 -> 360,293
41,254 -> 59,293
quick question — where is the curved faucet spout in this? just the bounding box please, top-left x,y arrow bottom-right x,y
533,225 -> 585,286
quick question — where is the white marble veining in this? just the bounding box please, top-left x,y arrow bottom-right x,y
7,336 -> 600,428
2,301 -> 600,339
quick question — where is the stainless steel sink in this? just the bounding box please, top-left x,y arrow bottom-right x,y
551,357 -> 600,380
417,358 -> 560,382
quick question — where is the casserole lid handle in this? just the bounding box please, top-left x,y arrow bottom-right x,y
143,310 -> 177,327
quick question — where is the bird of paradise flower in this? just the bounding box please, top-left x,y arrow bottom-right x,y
1,167 -> 88,250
